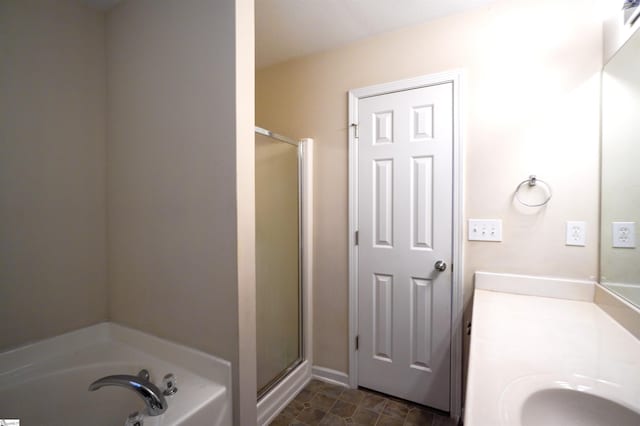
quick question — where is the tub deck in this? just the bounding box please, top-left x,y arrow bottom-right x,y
0,323 -> 231,426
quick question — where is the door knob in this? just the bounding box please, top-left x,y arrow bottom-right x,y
434,260 -> 447,272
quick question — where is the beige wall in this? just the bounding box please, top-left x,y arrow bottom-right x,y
255,134 -> 300,391
257,0 -> 602,374
0,0 -> 108,350
106,0 -> 255,422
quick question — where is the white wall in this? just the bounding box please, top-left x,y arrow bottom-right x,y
257,0 -> 602,375
0,0 -> 108,350
603,3 -> 640,63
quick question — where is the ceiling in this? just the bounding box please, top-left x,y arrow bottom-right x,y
256,0 -> 496,68
86,0 -> 497,67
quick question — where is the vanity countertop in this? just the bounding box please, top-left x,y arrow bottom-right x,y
465,286 -> 640,426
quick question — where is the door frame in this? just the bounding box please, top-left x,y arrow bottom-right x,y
347,70 -> 464,419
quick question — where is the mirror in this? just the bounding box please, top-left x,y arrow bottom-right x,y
601,27 -> 640,307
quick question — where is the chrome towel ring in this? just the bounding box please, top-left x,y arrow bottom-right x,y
515,175 -> 552,207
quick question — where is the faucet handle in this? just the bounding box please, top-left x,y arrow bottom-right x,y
162,373 -> 178,396
137,369 -> 150,381
125,411 -> 144,426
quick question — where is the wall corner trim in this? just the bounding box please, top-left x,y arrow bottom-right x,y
311,365 -> 350,388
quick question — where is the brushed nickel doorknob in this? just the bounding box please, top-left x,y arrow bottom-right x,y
434,260 -> 447,272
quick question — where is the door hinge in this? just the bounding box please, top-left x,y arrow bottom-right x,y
355,230 -> 359,246
351,123 -> 359,139
355,335 -> 359,350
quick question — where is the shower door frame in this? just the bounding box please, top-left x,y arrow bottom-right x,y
255,128 -> 304,399
255,129 -> 314,425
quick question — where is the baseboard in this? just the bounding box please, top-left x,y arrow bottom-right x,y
257,360 -> 311,425
311,365 -> 350,388
255,363 -> 348,425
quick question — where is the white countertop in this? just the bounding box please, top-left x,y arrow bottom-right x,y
465,288 -> 640,426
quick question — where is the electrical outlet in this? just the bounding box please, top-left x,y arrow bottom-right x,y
468,219 -> 502,242
612,222 -> 636,248
566,221 -> 586,246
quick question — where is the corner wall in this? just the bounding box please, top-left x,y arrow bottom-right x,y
106,0 -> 255,422
256,0 -> 602,377
0,0 -> 108,350
235,0 -> 257,422
107,0 -> 238,363
603,4 -> 640,63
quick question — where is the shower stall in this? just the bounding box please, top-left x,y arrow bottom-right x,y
254,127 -> 312,411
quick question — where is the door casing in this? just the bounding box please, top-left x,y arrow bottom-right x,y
347,70 -> 464,420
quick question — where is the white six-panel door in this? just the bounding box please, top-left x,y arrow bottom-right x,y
356,83 -> 453,411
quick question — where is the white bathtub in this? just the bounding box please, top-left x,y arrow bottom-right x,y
0,323 -> 232,426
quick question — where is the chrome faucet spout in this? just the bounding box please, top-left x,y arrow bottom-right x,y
88,371 -> 167,416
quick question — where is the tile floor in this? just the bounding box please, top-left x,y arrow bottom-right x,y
269,379 -> 458,426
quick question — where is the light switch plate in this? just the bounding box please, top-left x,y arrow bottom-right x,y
566,221 -> 586,246
612,222 -> 636,248
468,219 -> 502,242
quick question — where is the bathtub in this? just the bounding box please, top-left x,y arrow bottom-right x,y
0,323 -> 232,426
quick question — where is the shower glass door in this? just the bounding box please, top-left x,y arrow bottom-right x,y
255,130 -> 302,398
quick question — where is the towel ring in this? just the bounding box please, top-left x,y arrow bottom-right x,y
514,175 -> 552,207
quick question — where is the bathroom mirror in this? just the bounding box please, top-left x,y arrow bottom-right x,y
600,26 -> 640,307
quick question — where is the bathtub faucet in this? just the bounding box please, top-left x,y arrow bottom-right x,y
88,369 -> 167,416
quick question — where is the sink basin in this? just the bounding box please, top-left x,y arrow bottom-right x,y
521,388 -> 640,426
500,375 -> 640,426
